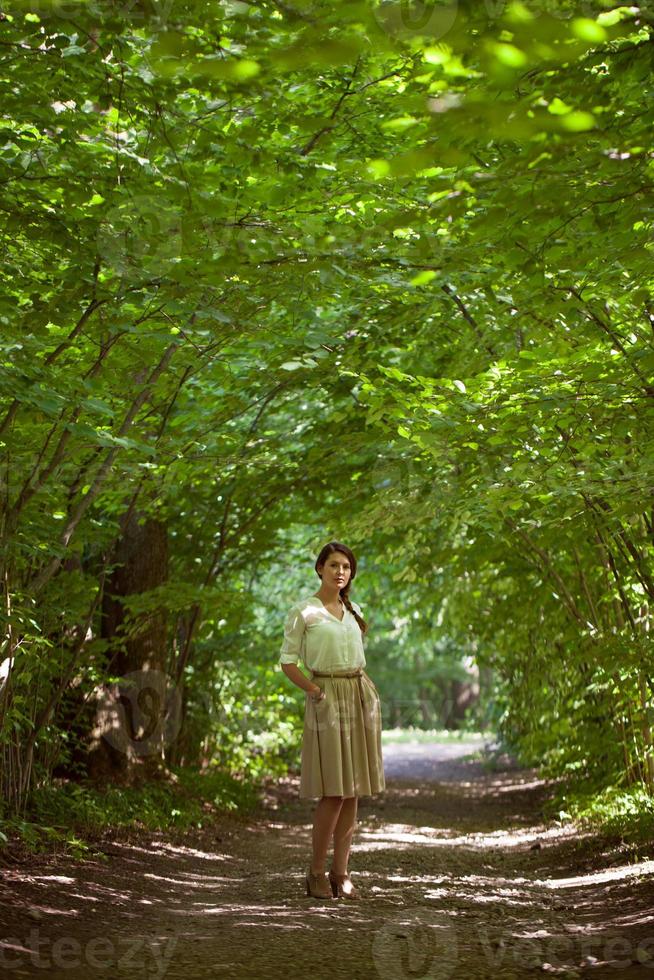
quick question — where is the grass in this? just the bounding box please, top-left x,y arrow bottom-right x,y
381,726 -> 495,745
543,779 -> 654,849
0,766 -> 262,858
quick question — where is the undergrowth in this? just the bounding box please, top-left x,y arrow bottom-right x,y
0,766 -> 261,859
544,779 -> 654,850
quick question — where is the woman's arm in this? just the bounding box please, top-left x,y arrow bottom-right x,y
281,663 -> 323,698
278,603 -> 324,700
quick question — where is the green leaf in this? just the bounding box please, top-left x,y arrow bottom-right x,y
410,270 -> 437,287
571,18 -> 607,43
559,111 -> 596,132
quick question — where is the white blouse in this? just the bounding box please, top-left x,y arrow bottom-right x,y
277,594 -> 367,673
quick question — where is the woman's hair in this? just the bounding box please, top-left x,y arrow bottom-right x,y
314,541 -> 368,637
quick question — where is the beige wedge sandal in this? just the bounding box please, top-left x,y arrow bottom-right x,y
305,867 -> 334,899
328,870 -> 359,899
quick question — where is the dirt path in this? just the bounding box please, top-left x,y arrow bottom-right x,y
1,740 -> 654,979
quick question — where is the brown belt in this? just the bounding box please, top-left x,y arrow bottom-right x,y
311,669 -> 363,678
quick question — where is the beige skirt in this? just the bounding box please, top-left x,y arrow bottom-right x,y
299,669 -> 386,799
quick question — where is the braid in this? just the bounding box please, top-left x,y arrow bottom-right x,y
341,589 -> 368,638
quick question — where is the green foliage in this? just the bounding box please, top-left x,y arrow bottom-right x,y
1,0 -> 653,828
178,657 -> 305,777
0,767 -> 260,855
544,781 -> 654,846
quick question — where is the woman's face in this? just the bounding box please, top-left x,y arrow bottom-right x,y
319,552 -> 352,589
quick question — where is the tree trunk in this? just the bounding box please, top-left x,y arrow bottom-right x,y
86,508 -> 174,785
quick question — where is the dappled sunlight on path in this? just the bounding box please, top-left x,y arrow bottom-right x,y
1,741 -> 653,979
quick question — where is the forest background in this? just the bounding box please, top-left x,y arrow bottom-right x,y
1,0 -> 653,851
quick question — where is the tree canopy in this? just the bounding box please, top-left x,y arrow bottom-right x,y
1,0 -> 653,823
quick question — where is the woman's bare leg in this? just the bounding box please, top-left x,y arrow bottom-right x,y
331,795 -> 358,875
311,796 -> 344,874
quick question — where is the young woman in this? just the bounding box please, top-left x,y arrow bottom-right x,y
278,541 -> 385,901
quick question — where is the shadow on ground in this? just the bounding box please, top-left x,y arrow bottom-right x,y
1,740 -> 653,979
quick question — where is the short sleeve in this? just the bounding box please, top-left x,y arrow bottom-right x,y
277,603 -> 306,668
